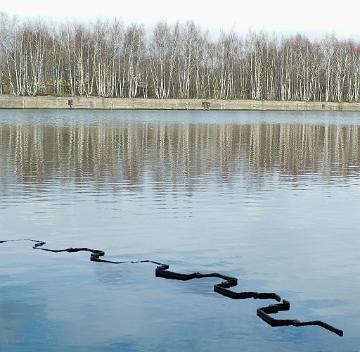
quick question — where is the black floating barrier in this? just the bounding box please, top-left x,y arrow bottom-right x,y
0,239 -> 343,337
257,301 -> 343,336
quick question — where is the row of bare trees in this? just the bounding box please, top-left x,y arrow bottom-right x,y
2,13 -> 360,101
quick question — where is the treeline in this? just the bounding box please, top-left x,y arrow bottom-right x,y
1,13 -> 360,101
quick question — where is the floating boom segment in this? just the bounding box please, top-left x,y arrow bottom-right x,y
0,239 -> 343,337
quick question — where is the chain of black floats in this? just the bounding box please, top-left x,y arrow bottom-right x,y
0,239 -> 343,337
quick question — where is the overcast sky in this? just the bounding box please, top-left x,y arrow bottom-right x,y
1,0 -> 359,38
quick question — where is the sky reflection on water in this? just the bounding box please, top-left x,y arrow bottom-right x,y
0,110 -> 360,351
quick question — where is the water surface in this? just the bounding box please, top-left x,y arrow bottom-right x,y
0,110 -> 360,351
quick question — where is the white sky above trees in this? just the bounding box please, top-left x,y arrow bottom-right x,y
1,0 -> 359,38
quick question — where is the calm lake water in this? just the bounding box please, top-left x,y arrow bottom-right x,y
0,110 -> 360,352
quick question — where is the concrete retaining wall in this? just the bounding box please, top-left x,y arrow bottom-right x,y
1,96 -> 360,111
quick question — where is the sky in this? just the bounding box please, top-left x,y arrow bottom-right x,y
1,0 -> 359,38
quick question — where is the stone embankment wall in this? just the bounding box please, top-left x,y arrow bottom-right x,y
1,96 -> 360,111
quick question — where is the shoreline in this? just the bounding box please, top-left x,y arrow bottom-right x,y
1,96 -> 360,111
